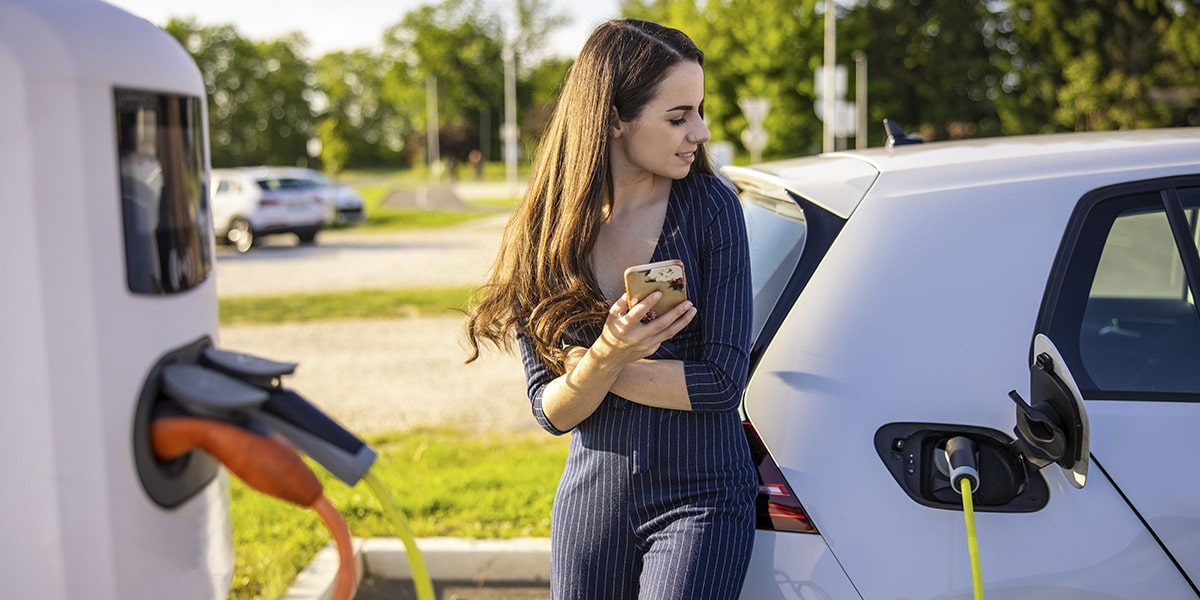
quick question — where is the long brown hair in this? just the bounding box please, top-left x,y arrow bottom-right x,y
464,19 -> 714,372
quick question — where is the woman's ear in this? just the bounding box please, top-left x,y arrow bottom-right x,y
609,106 -> 623,139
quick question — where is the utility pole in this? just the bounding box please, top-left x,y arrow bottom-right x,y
503,42 -> 518,197
853,50 -> 868,149
823,0 -> 836,153
426,74 -> 440,182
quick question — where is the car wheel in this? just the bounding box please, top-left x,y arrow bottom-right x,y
226,218 -> 254,253
296,229 -> 318,245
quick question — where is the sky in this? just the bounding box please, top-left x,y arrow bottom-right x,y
104,0 -> 623,59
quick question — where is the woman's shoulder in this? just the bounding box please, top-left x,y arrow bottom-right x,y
675,172 -> 741,215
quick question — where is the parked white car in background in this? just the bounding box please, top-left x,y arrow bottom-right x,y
285,167 -> 366,225
725,127 -> 1200,599
210,167 -> 327,252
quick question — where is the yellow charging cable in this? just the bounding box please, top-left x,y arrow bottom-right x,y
363,471 -> 436,600
960,477 -> 984,600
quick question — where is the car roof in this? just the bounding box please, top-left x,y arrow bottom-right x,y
723,127 -> 1200,218
211,166 -> 322,180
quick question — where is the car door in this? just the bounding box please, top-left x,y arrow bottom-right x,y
1035,176 -> 1200,590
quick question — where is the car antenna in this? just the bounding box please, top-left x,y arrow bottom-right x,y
883,119 -> 924,148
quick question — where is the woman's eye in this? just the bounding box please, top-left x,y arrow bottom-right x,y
670,117 -> 687,127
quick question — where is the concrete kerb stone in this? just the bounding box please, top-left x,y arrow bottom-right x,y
283,537 -> 552,599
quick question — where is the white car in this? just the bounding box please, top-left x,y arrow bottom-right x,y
724,127 -> 1200,599
210,167 -> 327,252
275,167 -> 366,225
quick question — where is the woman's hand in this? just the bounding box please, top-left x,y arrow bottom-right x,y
544,292 -> 697,429
591,291 -> 696,367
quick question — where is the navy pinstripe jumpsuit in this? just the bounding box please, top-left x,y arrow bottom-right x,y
518,173 -> 757,599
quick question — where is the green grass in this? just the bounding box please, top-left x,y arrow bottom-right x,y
219,287 -> 475,326
325,164 -> 524,233
347,184 -> 491,232
217,181 -> 540,598
465,195 -> 523,210
229,427 -> 568,599
360,208 -> 491,231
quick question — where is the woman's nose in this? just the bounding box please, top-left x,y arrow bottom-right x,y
690,118 -> 711,144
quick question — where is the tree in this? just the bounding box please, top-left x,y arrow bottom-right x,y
997,0 -> 1200,133
314,49 -> 411,172
382,0 -> 506,170
840,0 -> 1004,142
253,34 -> 317,165
520,56 -> 574,157
511,0 -> 572,72
623,0 -> 827,157
165,19 -> 316,167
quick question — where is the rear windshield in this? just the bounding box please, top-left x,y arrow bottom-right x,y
256,177 -> 319,191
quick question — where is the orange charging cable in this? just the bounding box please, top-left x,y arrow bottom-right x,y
151,417 -> 357,600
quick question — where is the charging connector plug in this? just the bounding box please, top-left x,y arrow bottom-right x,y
945,436 -> 979,495
945,436 -> 985,599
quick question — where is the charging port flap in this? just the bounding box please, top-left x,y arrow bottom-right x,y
875,423 -> 1049,512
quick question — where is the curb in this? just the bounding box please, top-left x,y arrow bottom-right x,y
282,537 -> 552,599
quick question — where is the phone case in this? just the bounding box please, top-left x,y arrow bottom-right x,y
624,259 -> 687,314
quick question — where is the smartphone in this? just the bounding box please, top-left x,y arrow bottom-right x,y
624,259 -> 688,315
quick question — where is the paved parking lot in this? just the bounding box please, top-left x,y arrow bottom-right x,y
214,212 -> 538,435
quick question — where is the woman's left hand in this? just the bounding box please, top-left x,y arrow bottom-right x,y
592,291 -> 696,368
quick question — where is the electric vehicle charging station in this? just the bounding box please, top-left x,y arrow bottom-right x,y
2,1 -> 229,596
2,3 -> 381,595
3,5 -> 382,595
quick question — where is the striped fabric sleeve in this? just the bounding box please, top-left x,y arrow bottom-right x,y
516,329 -> 571,435
682,177 -> 752,412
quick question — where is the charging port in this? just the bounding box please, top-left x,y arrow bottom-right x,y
875,423 -> 1048,512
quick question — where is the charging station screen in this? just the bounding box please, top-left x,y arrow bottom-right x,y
115,89 -> 213,295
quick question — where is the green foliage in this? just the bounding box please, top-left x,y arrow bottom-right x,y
314,49 -> 411,172
167,0 -> 1200,172
842,0 -> 1004,142
383,0 -> 506,166
218,287 -> 477,326
998,0 -> 1200,133
228,427 -> 568,599
165,19 -> 315,167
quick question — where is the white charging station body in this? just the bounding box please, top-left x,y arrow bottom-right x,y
0,1 -> 232,598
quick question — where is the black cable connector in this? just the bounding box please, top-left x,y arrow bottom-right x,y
945,436 -> 979,495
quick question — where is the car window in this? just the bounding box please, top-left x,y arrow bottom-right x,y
742,192 -> 807,344
738,185 -> 846,373
1052,182 -> 1200,396
256,177 -> 318,191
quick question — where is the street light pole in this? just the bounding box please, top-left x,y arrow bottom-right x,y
503,41 -> 518,197
426,74 -> 440,182
823,0 -> 836,154
853,50 -> 867,149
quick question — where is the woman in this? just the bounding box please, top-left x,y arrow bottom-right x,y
465,18 -> 756,599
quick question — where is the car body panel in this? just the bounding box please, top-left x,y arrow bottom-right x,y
728,128 -> 1200,599
1088,401 -> 1200,580
259,166 -> 365,224
741,532 -> 862,599
725,154 -> 879,219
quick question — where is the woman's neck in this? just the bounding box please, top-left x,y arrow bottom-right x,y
607,172 -> 670,219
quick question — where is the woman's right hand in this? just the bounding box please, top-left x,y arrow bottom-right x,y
591,291 -> 696,367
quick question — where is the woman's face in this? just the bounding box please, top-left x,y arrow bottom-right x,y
611,61 -> 711,181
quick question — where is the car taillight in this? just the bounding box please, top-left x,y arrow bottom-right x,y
743,420 -> 817,534
258,194 -> 282,207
